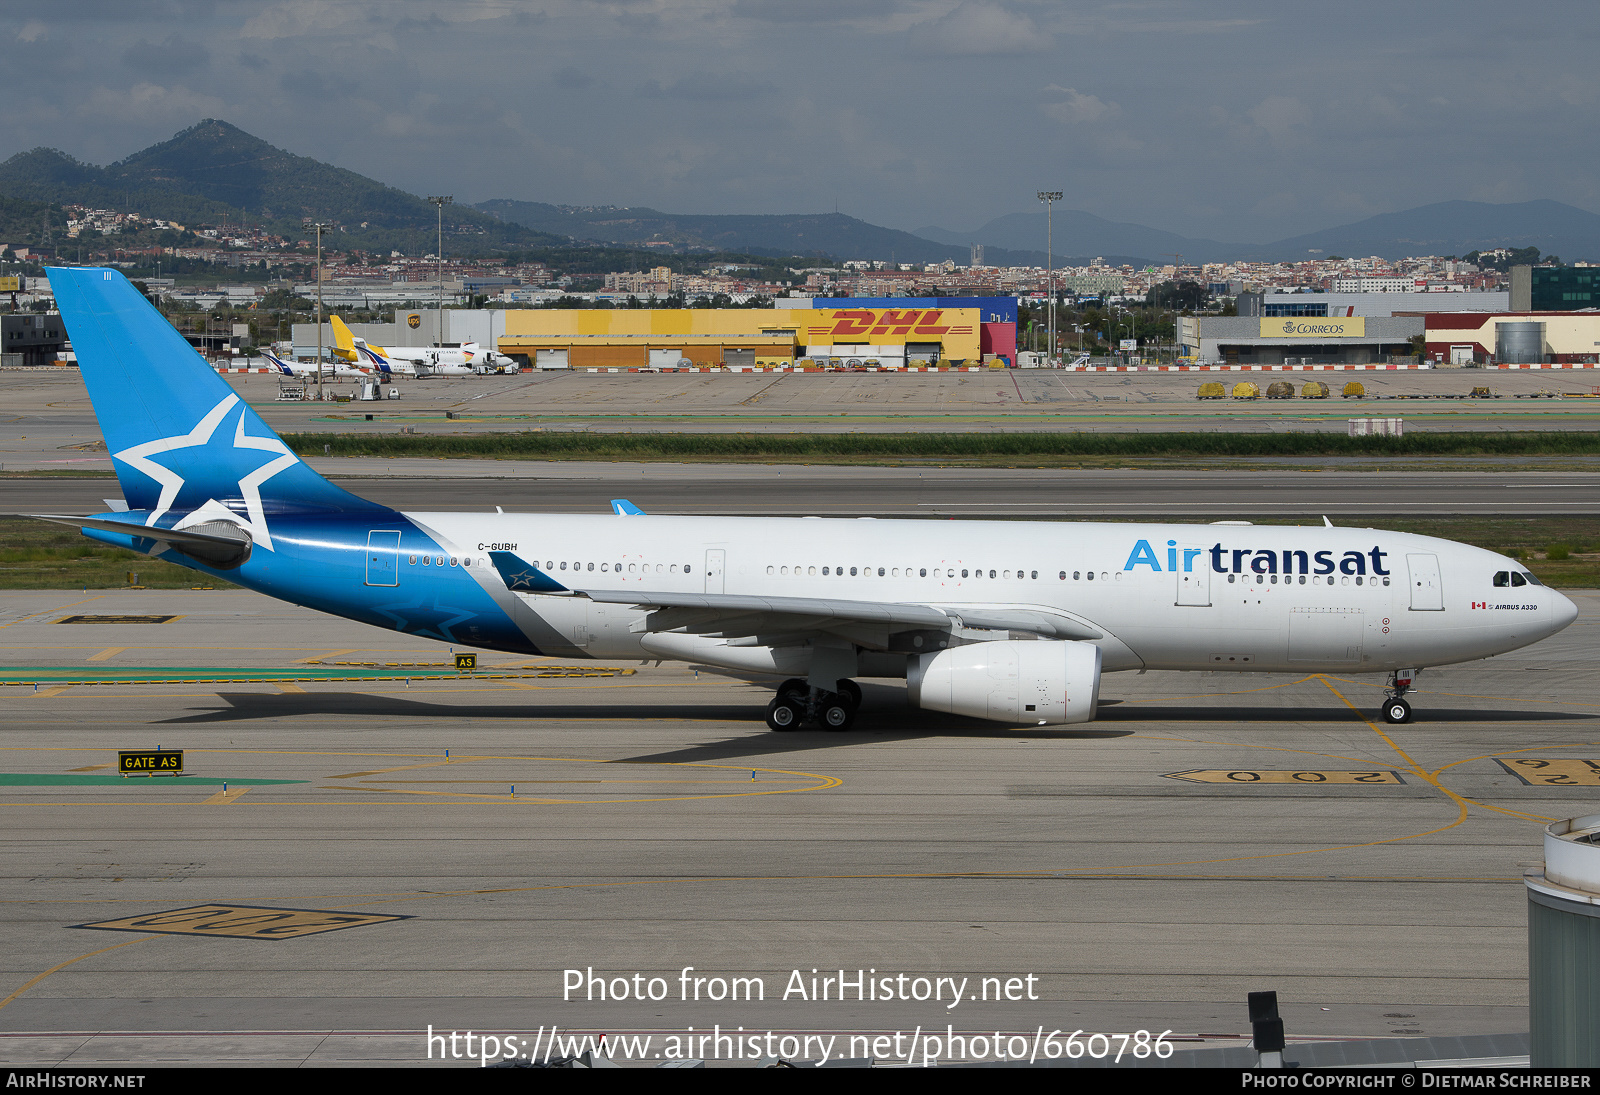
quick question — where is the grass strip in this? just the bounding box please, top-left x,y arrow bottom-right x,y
284,430 -> 1600,462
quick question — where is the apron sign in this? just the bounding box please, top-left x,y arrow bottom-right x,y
119,750 -> 183,775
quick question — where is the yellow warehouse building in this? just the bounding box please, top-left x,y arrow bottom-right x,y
499,306 -> 982,369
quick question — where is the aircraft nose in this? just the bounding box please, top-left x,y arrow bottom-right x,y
1549,587 -> 1579,633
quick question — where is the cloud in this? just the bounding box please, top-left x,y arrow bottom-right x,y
636,73 -> 776,103
1248,96 -> 1311,142
908,2 -> 1051,56
1040,85 -> 1116,125
17,20 -> 47,43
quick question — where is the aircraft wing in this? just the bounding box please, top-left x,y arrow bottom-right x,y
575,588 -> 1101,642
484,551 -> 1103,644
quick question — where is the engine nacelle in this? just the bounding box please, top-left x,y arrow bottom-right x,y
907,640 -> 1103,725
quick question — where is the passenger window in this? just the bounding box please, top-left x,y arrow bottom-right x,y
408,555 -> 416,564
1087,572 -> 1094,581
921,568 -> 928,577
989,570 -> 997,579
1031,570 -> 1037,579
850,567 -> 857,576
823,567 -> 830,575
684,565 -> 691,574
878,567 -> 885,577
1058,571 -> 1066,580
1511,572 -> 1526,587
961,569 -> 969,578
1493,571 -> 1509,587
423,557 -> 431,566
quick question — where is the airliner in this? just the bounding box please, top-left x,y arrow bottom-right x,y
330,316 -> 517,377
261,348 -> 369,380
32,268 -> 1578,732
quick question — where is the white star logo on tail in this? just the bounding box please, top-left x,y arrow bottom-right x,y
112,393 -> 298,552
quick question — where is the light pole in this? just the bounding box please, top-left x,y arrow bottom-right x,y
308,221 -> 328,401
428,196 -> 452,349
1037,191 -> 1062,363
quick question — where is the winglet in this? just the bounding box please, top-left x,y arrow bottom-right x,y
487,551 -> 570,594
611,499 -> 645,516
1323,516 -> 1333,528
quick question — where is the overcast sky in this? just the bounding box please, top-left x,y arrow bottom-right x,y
8,1 -> 1600,243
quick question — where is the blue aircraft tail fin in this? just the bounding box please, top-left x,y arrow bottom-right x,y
49,267 -> 386,527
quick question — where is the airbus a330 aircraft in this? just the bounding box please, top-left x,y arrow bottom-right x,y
34,269 -> 1578,732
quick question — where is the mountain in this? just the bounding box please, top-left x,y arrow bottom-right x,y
917,199 -> 1600,266
1236,200 -> 1600,262
475,199 -> 1141,267
916,209 -> 1231,265
0,120 -> 570,255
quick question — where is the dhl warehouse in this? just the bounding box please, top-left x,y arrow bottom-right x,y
310,298 -> 1018,370
499,297 -> 1017,370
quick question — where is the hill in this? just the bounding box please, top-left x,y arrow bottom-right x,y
917,199 -> 1600,266
475,199 -> 1139,267
0,121 -> 569,256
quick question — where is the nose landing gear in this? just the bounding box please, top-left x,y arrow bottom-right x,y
1380,668 -> 1420,724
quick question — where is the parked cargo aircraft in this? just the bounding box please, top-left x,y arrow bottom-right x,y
34,269 -> 1579,731
330,316 -> 517,376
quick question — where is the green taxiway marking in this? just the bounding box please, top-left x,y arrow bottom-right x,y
0,666 -> 513,685
0,774 -> 305,786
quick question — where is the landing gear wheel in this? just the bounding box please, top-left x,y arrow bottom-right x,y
777,678 -> 808,703
835,679 -> 862,710
1382,698 -> 1412,725
765,698 -> 804,732
820,696 -> 856,732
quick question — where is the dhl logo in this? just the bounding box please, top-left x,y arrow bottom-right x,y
824,309 -> 953,338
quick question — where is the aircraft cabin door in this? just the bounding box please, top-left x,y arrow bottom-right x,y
365,530 -> 401,587
1407,553 -> 1444,611
704,549 -> 726,594
1175,544 -> 1211,606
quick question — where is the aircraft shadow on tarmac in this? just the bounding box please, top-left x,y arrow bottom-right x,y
1093,704 -> 1598,724
149,688 -> 1592,766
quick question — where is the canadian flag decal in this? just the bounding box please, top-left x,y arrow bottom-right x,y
1472,601 -> 1487,609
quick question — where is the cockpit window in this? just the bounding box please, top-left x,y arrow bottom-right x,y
1510,572 -> 1527,588
1523,571 -> 1542,586
1493,571 -> 1510,587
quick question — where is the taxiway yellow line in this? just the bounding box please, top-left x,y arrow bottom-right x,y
0,935 -> 157,1012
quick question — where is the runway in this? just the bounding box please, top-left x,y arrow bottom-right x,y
0,587 -> 1596,1066
4,465 -> 1599,516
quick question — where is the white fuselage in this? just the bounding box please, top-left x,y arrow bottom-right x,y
400,513 -> 1576,673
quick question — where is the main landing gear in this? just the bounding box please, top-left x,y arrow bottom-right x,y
1381,668 -> 1420,725
765,677 -> 862,732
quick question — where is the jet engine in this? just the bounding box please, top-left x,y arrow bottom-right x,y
907,640 -> 1103,725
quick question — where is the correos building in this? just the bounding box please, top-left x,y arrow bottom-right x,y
1177,315 -> 1423,365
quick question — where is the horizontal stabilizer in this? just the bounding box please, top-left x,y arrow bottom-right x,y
24,513 -> 249,548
